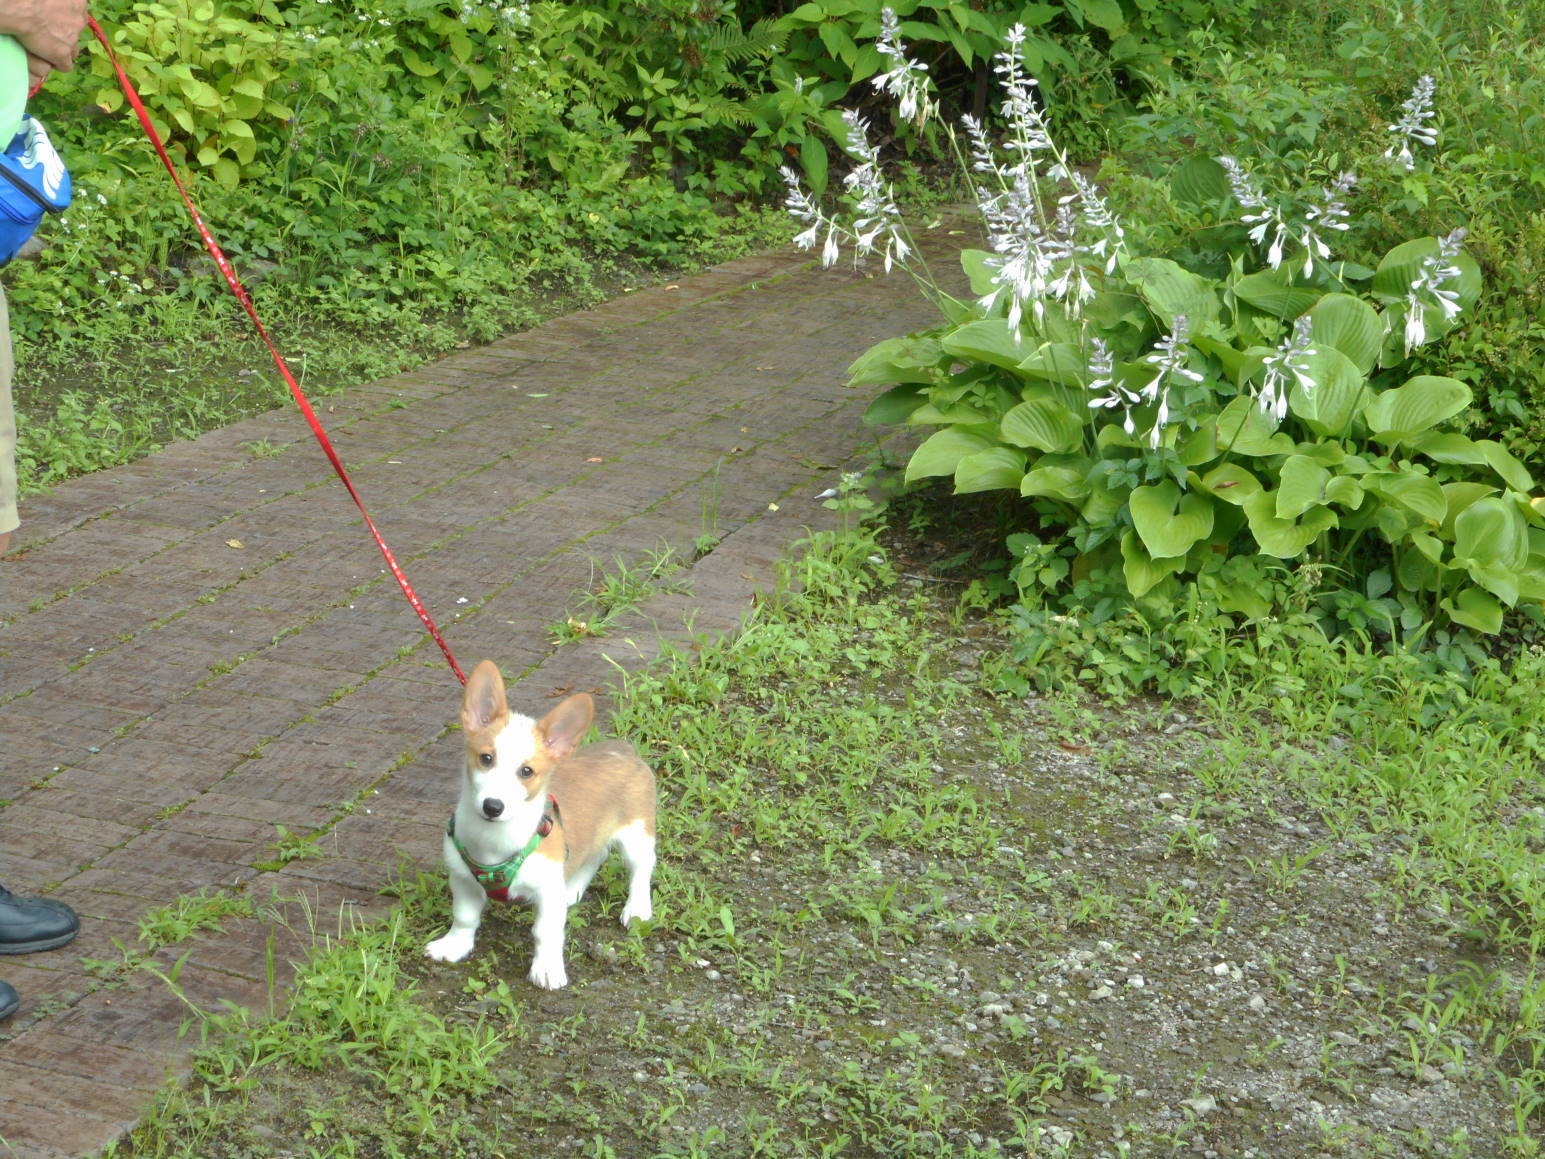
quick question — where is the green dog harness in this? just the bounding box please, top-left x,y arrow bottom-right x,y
447,796 -> 557,903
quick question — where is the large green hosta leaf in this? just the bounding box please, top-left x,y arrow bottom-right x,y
1361,375 -> 1472,446
1215,396 -> 1296,457
1120,530 -> 1187,598
1276,455 -> 1331,519
1411,431 -> 1535,491
1243,490 -> 1339,557
1307,293 -> 1383,374
955,447 -> 1026,494
1000,398 -> 1085,453
848,334 -> 944,386
1288,345 -> 1370,438
940,320 -> 1029,371
1443,588 -> 1504,634
1124,257 -> 1221,332
1232,268 -> 1323,320
1021,453 -> 1093,502
905,427 -> 996,485
1130,480 -> 1216,558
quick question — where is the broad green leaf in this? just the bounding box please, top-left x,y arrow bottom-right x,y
800,134 -> 828,196
1197,463 -> 1262,506
1000,399 -> 1085,453
1276,455 -> 1331,519
960,249 -> 999,298
905,428 -> 996,485
1120,530 -> 1185,598
1215,396 -> 1296,457
1397,542 -> 1441,593
1124,258 -> 1221,332
941,320 -> 1027,371
1325,475 -> 1365,509
1441,482 -> 1501,537
863,384 -> 928,425
1193,334 -> 1257,384
1371,237 -> 1483,313
1464,561 -> 1520,606
849,335 -> 942,386
1232,269 -> 1322,320
1361,375 -> 1472,445
1075,0 -> 1127,32
1244,491 -> 1338,557
1364,472 -> 1446,525
1482,441 -> 1534,491
1288,345 -> 1369,438
955,447 -> 1026,494
1021,453 -> 1092,502
1411,431 -> 1488,467
1455,497 -> 1528,569
1307,293 -> 1383,374
1171,156 -> 1230,207
1443,588 -> 1504,633
1517,557 -> 1545,601
1017,342 -> 1094,385
1130,481 -> 1216,558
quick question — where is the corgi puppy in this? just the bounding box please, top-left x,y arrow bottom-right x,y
425,659 -> 657,989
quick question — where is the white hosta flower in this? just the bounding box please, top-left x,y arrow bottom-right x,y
994,25 -> 1055,165
1403,227 -> 1467,353
1300,171 -> 1357,276
1255,315 -> 1318,422
1384,75 -> 1438,171
1138,316 -> 1203,448
872,7 -> 936,125
1220,156 -> 1289,269
840,111 -> 910,272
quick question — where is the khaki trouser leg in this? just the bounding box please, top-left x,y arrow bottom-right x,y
0,280 -> 16,538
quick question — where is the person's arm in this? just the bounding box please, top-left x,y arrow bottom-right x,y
0,0 -> 88,81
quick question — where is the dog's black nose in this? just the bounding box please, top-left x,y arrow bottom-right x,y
481,797 -> 504,819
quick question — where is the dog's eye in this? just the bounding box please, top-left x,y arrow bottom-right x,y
478,752 -> 495,768
518,764 -> 535,779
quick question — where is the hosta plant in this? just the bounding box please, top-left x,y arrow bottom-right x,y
784,20 -> 1545,638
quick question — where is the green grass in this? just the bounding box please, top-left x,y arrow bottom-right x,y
94,526 -> 1545,1158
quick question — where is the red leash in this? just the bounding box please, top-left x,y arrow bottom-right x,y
84,16 -> 467,685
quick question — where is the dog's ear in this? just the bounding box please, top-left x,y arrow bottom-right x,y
461,660 -> 510,737
537,693 -> 594,762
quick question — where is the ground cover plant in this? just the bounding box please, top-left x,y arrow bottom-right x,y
83,525 -> 1545,1158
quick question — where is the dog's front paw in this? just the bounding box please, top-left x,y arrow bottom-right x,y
528,955 -> 569,990
425,931 -> 475,963
620,897 -> 653,926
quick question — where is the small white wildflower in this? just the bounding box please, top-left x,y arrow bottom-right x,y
1255,315 -> 1318,422
1384,75 -> 1438,171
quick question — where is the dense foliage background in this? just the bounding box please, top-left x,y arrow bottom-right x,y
11,0 -> 1545,654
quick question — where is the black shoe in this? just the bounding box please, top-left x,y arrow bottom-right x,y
0,979 -> 17,1021
0,885 -> 79,954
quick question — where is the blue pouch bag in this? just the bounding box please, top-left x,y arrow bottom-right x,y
0,115 -> 70,265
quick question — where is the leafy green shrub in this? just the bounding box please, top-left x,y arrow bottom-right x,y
1120,1 -> 1545,461
785,18 -> 1545,640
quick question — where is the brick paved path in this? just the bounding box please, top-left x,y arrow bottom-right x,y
0,234 -> 955,1156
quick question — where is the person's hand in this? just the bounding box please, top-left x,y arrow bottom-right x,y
26,52 -> 51,93
0,0 -> 88,77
